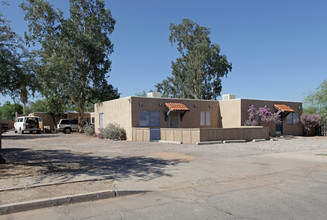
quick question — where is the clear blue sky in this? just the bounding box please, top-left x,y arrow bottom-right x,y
1,0 -> 326,105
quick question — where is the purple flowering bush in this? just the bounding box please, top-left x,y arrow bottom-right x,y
300,114 -> 322,131
244,105 -> 281,126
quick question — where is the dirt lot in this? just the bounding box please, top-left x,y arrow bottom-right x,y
1,131 -> 327,206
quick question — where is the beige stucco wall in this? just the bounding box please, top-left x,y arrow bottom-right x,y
161,128 -> 201,144
90,112 -> 96,125
94,97 -> 133,140
132,127 -> 151,142
200,127 -> 269,142
29,112 -> 58,131
131,97 -> 219,129
160,127 -> 269,144
218,99 -> 242,128
240,99 -> 303,136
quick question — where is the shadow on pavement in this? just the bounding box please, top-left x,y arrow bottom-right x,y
1,148 -> 186,183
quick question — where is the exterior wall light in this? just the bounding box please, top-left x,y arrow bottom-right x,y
139,102 -> 142,106
194,105 -> 198,108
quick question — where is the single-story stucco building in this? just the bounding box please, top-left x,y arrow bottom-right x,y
92,93 -> 302,143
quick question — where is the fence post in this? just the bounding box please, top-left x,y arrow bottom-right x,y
0,125 -> 5,164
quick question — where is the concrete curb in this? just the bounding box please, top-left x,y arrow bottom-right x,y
196,141 -> 223,145
223,140 -> 246,144
252,139 -> 267,142
159,140 -> 182,144
0,189 -> 151,215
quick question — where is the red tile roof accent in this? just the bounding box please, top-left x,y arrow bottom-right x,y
165,103 -> 190,111
274,104 -> 295,112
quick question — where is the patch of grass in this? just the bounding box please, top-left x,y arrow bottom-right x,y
316,154 -> 327,156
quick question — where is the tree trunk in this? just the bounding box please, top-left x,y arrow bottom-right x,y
78,107 -> 85,133
20,87 -> 28,115
0,125 -> 5,164
50,112 -> 57,133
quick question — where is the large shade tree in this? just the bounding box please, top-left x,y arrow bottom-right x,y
156,19 -> 232,100
304,80 -> 327,121
21,0 -> 119,131
0,2 -> 37,115
1,1 -> 36,163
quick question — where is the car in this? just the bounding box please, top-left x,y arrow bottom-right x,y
57,119 -> 79,134
14,116 -> 43,134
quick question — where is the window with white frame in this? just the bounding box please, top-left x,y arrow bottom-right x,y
200,112 -> 211,126
99,113 -> 104,127
287,112 -> 299,125
139,111 -> 161,127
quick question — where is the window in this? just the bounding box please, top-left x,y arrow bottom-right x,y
139,111 -> 161,127
60,119 -> 70,124
200,112 -> 211,126
99,113 -> 104,127
91,117 -> 95,124
287,112 -> 299,125
71,119 -> 78,125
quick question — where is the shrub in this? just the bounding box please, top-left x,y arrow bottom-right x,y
98,123 -> 126,140
244,120 -> 258,126
244,105 -> 281,126
83,124 -> 95,136
97,127 -> 105,139
300,114 -> 322,131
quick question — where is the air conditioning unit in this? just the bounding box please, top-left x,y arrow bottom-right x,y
222,94 -> 236,101
147,92 -> 161,98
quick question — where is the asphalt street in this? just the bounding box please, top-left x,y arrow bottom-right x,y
2,161 -> 327,220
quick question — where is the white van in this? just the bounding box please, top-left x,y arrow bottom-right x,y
14,116 -> 43,134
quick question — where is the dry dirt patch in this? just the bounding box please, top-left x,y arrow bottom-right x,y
149,152 -> 195,162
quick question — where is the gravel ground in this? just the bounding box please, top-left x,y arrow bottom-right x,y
1,133 -> 326,179
2,132 -> 327,158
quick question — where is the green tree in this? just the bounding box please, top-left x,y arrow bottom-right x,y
0,2 -> 37,115
21,0 -> 119,132
28,99 -> 51,113
0,101 -> 23,120
0,2 -> 21,96
28,97 -> 67,129
156,19 -> 232,100
304,80 -> 327,121
135,89 -> 155,97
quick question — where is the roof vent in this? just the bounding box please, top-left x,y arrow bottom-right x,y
147,92 -> 161,98
222,94 -> 236,101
